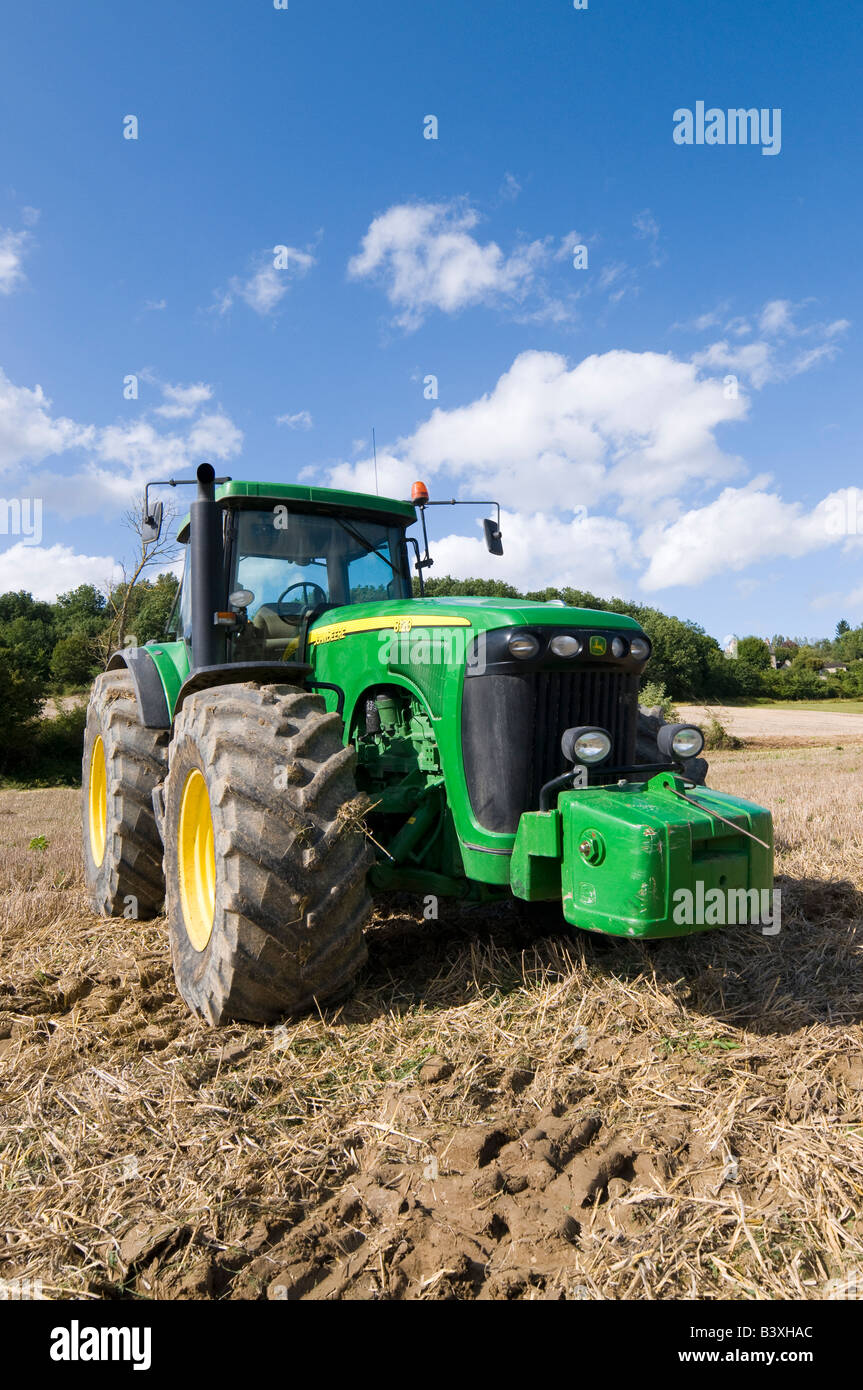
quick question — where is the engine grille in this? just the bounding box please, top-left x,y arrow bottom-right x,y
528,668 -> 637,805
461,666 -> 639,834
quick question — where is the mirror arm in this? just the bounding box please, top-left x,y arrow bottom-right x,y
144,471 -> 233,528
407,535 -> 425,594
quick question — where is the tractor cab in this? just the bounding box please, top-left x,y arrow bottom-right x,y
169,476 -> 418,667
223,503 -> 412,664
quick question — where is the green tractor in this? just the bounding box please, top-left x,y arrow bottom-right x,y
82,464 -> 774,1025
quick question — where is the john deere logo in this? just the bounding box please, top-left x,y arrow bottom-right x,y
589,635 -> 607,655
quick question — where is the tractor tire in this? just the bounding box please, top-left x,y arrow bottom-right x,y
636,705 -> 708,785
82,669 -> 169,918
163,682 -> 372,1025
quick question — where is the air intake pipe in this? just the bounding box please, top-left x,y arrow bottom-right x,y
190,462 -> 226,671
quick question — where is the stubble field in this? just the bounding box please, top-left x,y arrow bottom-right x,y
1,737 -> 863,1301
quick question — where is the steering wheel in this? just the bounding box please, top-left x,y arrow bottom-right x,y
275,581 -> 327,617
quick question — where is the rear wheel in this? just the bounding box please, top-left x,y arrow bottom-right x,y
82,669 -> 169,917
164,682 -> 372,1025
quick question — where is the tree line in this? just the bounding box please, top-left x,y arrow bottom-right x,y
419,577 -> 863,702
0,575 -> 178,781
1,569 -> 858,783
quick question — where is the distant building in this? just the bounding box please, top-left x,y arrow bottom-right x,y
818,662 -> 847,680
723,634 -> 738,659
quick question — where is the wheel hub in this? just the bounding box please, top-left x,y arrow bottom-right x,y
178,768 -> 216,951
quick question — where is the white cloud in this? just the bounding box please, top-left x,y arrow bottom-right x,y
431,510 -> 634,594
497,172 -> 522,203
305,449 -> 414,499
691,338 -> 775,389
316,347 -> 755,591
0,227 -> 31,295
640,484 -> 854,591
692,329 -> 847,389
316,344 -> 860,595
0,542 -> 122,601
216,247 -> 315,317
759,298 -> 795,335
0,368 -> 93,472
276,410 -> 313,429
154,381 -> 213,419
399,349 -> 746,514
348,202 -> 552,329
554,230 -> 586,262
186,412 -> 243,459
688,298 -> 849,388
633,209 -> 663,266
0,366 -> 243,518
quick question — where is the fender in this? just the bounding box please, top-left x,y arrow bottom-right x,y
173,661 -> 314,718
106,646 -> 171,729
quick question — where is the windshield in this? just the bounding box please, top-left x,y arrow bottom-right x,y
231,507 -> 411,619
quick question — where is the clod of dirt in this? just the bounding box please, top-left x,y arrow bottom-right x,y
118,1221 -> 190,1271
419,1054 -> 454,1084
359,1182 -> 407,1223
444,1125 -> 514,1172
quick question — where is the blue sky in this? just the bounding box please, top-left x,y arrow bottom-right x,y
1,0 -> 861,644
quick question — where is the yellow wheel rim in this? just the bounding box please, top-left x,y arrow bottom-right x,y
178,768 -> 216,952
88,735 -> 108,867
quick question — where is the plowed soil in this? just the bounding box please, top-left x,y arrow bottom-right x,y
1,740 -> 863,1301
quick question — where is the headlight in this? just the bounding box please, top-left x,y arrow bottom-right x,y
657,723 -> 705,760
610,636 -> 628,658
561,725 -> 612,766
630,636 -> 651,661
550,634 -> 581,657
508,632 -> 540,660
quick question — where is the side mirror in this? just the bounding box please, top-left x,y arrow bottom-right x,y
483,517 -> 503,556
142,500 -> 163,545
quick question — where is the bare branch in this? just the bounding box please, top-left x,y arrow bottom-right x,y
101,494 -> 182,655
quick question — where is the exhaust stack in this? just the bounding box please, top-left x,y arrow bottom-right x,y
190,463 -> 225,670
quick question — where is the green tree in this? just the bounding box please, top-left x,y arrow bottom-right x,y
50,632 -> 100,689
55,583 -> 109,639
737,636 -> 772,669
834,625 -> 863,664
418,575 -> 524,600
0,591 -> 56,682
0,659 -> 44,769
122,572 -> 180,645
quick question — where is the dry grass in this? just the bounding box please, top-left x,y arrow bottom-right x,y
1,746 -> 863,1301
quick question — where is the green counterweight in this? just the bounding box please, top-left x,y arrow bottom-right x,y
512,772 -> 773,938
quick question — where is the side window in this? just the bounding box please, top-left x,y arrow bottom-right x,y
347,548 -> 394,603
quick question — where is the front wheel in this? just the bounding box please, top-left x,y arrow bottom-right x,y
163,682 -> 373,1025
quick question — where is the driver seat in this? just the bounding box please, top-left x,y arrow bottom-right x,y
233,604 -> 301,661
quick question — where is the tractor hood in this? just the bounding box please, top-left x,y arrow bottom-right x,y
309,595 -> 644,641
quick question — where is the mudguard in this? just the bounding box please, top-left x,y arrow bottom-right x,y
106,647 -> 171,729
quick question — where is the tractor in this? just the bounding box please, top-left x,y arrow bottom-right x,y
82,464 -> 774,1024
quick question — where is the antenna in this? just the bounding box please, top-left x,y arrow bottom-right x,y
372,427 -> 379,495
